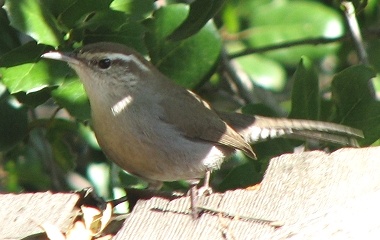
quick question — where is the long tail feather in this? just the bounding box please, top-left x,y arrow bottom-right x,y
218,112 -> 363,147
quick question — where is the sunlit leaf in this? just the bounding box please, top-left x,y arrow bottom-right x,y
235,54 -> 286,92
4,0 -> 63,46
52,79 -> 91,121
0,42 -> 67,94
247,1 -> 343,65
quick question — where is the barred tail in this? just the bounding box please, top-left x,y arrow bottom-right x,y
219,112 -> 363,147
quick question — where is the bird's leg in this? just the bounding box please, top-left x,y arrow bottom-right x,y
198,170 -> 213,196
187,171 -> 213,219
187,179 -> 200,219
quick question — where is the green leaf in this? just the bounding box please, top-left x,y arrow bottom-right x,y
5,145 -> 52,191
3,160 -> 23,192
81,10 -> 146,53
0,42 -> 68,94
0,42 -> 50,68
0,9 -> 20,54
78,124 -> 99,150
145,4 -> 222,88
168,0 -> 226,41
221,2 -> 240,33
235,54 -> 286,92
110,0 -> 154,20
76,10 -> 130,32
56,0 -> 113,29
365,40 -> 380,80
0,95 -> 28,151
246,1 -> 343,65
289,57 -> 320,120
14,87 -> 53,108
52,79 -> 91,121
40,0 -> 77,17
3,0 -> 63,46
51,137 -> 76,171
45,119 -> 82,171
332,65 -> 375,115
331,65 -> 379,145
216,161 -> 261,192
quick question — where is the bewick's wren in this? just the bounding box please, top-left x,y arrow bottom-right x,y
42,42 -> 363,218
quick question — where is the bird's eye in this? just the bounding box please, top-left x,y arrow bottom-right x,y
98,58 -> 111,69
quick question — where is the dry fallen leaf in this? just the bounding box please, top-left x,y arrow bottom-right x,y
41,196 -> 114,240
82,202 -> 113,236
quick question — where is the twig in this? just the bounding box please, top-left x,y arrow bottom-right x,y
220,48 -> 288,116
228,27 -> 380,60
220,48 -> 256,104
341,1 -> 376,96
229,36 -> 347,59
341,1 -> 368,65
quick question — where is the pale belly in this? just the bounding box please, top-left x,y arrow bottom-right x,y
93,111 -> 226,182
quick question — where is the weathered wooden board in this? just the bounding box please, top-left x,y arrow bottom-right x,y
2,147 -> 380,239
114,147 -> 380,240
0,192 -> 79,239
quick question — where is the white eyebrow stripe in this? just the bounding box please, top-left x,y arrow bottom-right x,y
87,53 -> 150,72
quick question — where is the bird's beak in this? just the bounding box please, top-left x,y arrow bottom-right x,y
41,51 -> 81,65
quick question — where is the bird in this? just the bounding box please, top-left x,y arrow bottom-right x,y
41,42 -> 363,218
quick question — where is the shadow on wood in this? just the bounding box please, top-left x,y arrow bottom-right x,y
1,147 -> 380,239
114,147 -> 380,240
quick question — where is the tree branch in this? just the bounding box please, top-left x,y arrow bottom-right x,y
229,36 -> 347,59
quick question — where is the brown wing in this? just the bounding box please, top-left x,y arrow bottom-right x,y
158,87 -> 256,159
